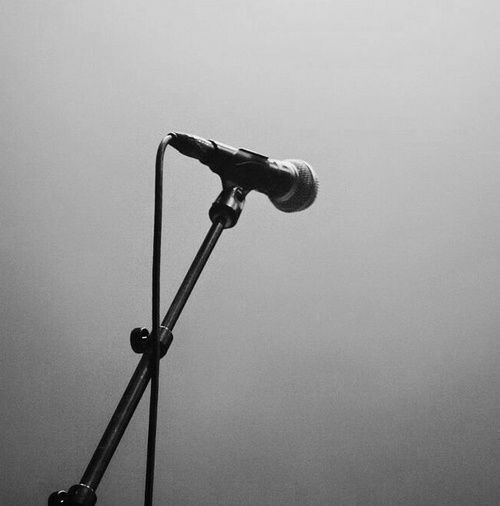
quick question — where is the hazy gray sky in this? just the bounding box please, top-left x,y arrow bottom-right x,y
1,1 -> 499,504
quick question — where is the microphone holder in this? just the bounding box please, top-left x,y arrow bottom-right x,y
49,185 -> 246,505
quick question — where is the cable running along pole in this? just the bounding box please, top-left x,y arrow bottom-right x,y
145,134 -> 171,506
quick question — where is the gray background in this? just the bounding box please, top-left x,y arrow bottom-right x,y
1,1 -> 499,505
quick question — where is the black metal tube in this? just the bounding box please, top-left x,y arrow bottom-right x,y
79,219 -> 225,491
162,220 -> 224,330
81,353 -> 151,489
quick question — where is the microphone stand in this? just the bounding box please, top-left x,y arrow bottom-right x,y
49,183 -> 247,505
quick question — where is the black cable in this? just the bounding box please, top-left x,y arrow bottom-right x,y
145,134 -> 172,506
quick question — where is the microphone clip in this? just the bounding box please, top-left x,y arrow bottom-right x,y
209,184 -> 248,228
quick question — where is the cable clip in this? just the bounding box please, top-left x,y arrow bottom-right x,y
130,326 -> 173,357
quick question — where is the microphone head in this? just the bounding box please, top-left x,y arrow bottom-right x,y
270,160 -> 319,212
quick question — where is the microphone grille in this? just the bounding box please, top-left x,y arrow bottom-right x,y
270,159 -> 319,212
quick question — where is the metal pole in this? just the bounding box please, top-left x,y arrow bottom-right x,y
49,219 -> 225,505
81,219 -> 224,490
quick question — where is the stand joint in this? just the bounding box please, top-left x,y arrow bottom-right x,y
130,326 -> 173,357
48,484 -> 96,506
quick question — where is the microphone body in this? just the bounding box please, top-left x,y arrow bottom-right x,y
169,132 -> 318,212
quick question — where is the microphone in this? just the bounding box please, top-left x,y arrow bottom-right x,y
169,132 -> 318,212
